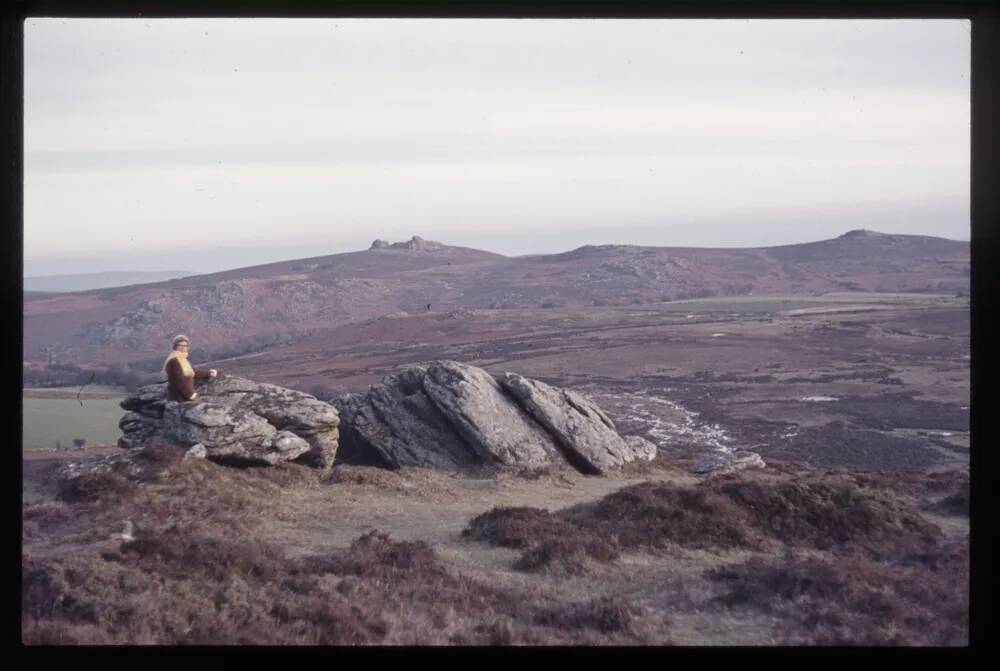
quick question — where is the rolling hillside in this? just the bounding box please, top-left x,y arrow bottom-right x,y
23,231 -> 969,369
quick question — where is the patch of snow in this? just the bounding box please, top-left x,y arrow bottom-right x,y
710,333 -> 726,337
686,314 -> 695,319
800,395 -> 839,402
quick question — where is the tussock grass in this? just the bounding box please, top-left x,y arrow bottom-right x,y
462,507 -> 580,550
463,506 -> 620,573
26,455 -> 659,645
534,595 -> 654,637
55,444 -> 186,503
564,482 -> 763,552
714,476 -> 939,549
514,537 -> 620,573
26,444 -> 965,646
706,548 -> 968,645
23,529 -> 655,645
464,472 -> 947,572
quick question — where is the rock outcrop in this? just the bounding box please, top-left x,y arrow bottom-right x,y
117,376 -> 340,468
497,373 -> 637,474
334,360 -> 657,474
622,435 -> 659,463
116,363 -> 659,475
689,449 -> 766,477
422,362 -> 565,468
335,366 -> 481,470
368,235 -> 445,252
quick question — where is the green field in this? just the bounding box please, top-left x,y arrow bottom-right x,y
22,386 -> 127,450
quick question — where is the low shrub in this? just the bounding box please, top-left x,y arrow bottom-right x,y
514,536 -> 620,573
462,507 -> 579,550
563,482 -> 763,552
714,477 -> 940,549
22,528 -> 661,645
534,595 -> 648,636
707,550 -> 968,645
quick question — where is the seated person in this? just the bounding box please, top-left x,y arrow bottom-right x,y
163,334 -> 218,401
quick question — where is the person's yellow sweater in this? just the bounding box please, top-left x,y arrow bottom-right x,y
163,350 -> 195,377
163,350 -> 208,401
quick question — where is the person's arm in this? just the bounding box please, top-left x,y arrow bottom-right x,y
166,358 -> 198,400
192,366 -> 215,380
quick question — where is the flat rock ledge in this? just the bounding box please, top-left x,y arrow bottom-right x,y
334,360 -> 657,475
117,376 -> 340,469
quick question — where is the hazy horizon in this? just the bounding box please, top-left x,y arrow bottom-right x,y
25,18 -> 970,276
23,222 -> 970,279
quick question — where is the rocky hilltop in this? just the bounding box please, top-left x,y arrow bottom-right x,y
369,235 -> 447,252
111,362 -> 659,477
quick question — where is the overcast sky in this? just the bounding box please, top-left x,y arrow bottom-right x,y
24,18 -> 970,275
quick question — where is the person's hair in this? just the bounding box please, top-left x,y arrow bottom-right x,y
172,334 -> 190,349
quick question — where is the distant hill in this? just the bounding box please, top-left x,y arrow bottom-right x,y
24,270 -> 196,293
22,232 -> 969,368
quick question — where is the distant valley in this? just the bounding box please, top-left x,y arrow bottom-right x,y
24,270 -> 196,293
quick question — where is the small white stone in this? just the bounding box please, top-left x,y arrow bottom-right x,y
184,443 -> 208,461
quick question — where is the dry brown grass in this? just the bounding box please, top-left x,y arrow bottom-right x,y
462,506 -> 620,574
22,534 -> 384,645
23,501 -> 74,527
848,467 -> 969,503
462,471 -> 950,578
23,501 -> 76,541
26,451 -> 661,645
920,470 -> 970,518
928,490 -> 969,517
706,548 -> 969,645
462,506 -> 579,550
22,528 -> 657,645
56,468 -> 138,504
568,474 -> 943,555
564,482 -> 764,552
29,446 -> 324,554
25,445 -> 965,646
55,444 -> 187,503
616,455 -> 677,478
533,595 -> 657,637
713,475 -> 940,550
514,537 -> 620,573
323,464 -> 460,501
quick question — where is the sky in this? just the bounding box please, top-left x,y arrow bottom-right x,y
23,18 -> 970,275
